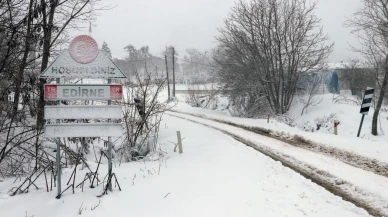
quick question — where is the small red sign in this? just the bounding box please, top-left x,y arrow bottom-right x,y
110,85 -> 123,99
45,85 -> 57,100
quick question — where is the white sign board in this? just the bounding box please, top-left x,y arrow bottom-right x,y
45,123 -> 123,137
40,49 -> 126,78
44,84 -> 122,100
45,106 -> 123,119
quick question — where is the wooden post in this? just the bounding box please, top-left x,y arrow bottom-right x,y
267,114 -> 270,123
177,131 -> 183,154
172,47 -> 175,98
165,54 -> 170,101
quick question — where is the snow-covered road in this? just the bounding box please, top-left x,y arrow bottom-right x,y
167,112 -> 388,216
0,115 -> 370,217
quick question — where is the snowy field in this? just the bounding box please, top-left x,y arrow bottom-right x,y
0,115 -> 370,217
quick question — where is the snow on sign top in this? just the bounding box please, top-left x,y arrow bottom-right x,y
40,36 -> 126,79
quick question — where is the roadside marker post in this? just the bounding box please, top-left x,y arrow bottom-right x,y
334,120 -> 339,135
177,131 -> 183,154
357,87 -> 374,137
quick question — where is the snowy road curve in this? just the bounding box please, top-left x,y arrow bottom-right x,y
167,111 -> 388,216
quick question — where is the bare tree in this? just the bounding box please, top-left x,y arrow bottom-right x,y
341,59 -> 375,98
119,66 -> 173,162
346,0 -> 388,135
182,48 -> 212,83
299,73 -> 323,115
0,0 -> 109,176
215,0 -> 333,115
1,0 -> 44,169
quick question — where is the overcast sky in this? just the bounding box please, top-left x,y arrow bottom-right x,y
84,0 -> 363,62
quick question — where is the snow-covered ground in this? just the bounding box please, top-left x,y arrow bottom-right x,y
167,112 -> 388,215
2,84 -> 388,216
0,115 -> 370,217
170,89 -> 388,165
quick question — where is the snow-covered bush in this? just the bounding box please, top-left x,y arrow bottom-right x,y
314,113 -> 337,133
226,92 -> 270,118
118,70 -> 173,163
186,83 -> 218,109
300,121 -> 316,132
275,115 -> 296,127
297,113 -> 338,133
332,94 -> 361,106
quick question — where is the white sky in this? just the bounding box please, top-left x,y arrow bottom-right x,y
82,0 -> 363,62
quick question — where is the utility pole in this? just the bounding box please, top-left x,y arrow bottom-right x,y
172,47 -> 175,97
165,54 -> 170,101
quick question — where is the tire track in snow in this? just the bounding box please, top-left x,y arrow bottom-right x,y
167,112 -> 388,217
169,110 -> 388,179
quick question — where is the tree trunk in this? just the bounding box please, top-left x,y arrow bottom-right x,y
172,47 -> 175,97
372,61 -> 388,135
12,0 -> 34,119
37,0 -> 56,130
164,55 -> 170,101
35,0 -> 57,170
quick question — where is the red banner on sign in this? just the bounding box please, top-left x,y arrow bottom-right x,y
110,85 -> 122,99
44,84 -> 123,100
45,85 -> 58,100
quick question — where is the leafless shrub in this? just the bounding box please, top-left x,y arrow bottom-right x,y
117,65 -> 175,163
186,83 -> 218,108
332,95 -> 361,106
299,73 -> 324,115
90,200 -> 101,211
78,202 -> 84,215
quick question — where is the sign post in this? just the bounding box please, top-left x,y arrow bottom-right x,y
107,78 -> 113,191
357,87 -> 374,137
40,35 -> 126,198
55,78 -> 61,198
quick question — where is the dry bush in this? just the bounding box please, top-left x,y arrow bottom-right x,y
117,69 -> 174,162
186,83 -> 218,108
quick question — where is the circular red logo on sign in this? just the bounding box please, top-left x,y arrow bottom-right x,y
69,35 -> 99,64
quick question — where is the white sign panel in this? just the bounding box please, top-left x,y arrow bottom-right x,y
45,123 -> 123,137
45,106 -> 123,119
44,84 -> 122,100
40,49 -> 126,78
